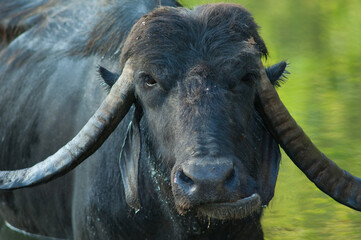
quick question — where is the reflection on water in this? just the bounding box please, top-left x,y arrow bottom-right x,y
1,0 -> 361,239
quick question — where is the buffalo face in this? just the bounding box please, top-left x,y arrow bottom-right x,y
132,61 -> 283,219
114,4 -> 286,220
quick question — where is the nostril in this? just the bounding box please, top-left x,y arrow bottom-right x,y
178,170 -> 194,185
224,168 -> 236,186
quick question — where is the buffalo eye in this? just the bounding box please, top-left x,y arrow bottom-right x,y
145,75 -> 157,87
241,73 -> 251,82
140,72 -> 157,87
240,73 -> 256,86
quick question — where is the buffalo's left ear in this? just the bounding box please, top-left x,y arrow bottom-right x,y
98,66 -> 120,87
265,61 -> 288,87
254,61 -> 289,135
119,106 -> 142,210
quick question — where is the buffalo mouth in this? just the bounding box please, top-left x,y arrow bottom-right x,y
197,193 -> 261,220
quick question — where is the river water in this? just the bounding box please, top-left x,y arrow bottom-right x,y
1,0 -> 361,239
244,1 -> 361,239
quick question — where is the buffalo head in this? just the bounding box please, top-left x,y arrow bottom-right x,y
0,3 -> 360,223
102,4 -> 284,219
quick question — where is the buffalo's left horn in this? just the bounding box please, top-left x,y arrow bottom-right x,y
256,60 -> 361,211
0,61 -> 135,190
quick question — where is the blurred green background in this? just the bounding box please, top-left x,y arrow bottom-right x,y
181,0 -> 361,239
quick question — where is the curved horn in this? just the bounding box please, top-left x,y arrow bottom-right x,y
0,61 -> 135,190
256,60 -> 361,211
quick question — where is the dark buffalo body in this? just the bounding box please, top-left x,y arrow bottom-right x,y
1,0 -> 360,240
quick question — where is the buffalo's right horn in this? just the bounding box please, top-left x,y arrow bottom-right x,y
0,61 -> 135,190
256,60 -> 361,211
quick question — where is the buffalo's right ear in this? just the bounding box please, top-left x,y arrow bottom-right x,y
119,106 -> 142,211
265,61 -> 288,87
98,66 -> 120,87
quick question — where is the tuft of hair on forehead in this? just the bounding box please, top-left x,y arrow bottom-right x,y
120,3 -> 268,71
193,3 -> 268,55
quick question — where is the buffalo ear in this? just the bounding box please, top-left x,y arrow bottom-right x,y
254,114 -> 281,205
253,64 -> 282,203
265,61 -> 288,87
255,61 -> 289,140
98,66 -> 120,87
119,106 -> 142,210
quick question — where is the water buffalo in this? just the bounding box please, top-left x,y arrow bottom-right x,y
0,0 -> 360,239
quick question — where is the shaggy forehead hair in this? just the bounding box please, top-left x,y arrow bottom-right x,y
120,3 -> 268,77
